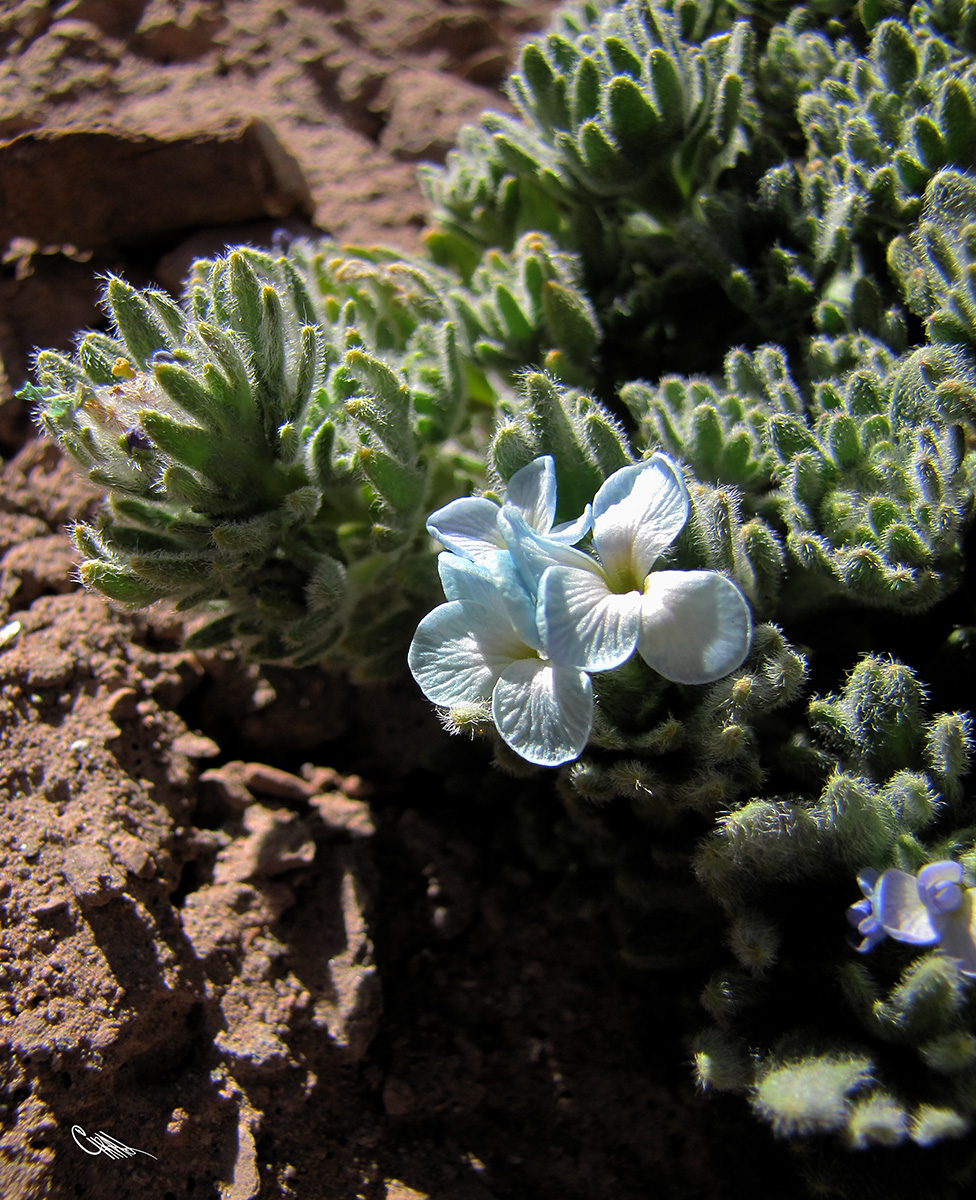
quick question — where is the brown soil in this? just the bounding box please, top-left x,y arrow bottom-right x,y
0,4 -> 790,1198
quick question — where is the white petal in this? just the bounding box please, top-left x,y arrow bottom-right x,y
875,868 -> 939,944
407,600 -> 524,706
499,506 -> 598,595
426,496 -> 504,559
592,454 -> 689,582
438,553 -> 498,604
934,889 -> 976,976
438,551 -> 539,649
505,455 -> 556,532
492,659 -> 593,766
548,503 -> 593,545
637,570 -> 752,684
539,564 -> 641,670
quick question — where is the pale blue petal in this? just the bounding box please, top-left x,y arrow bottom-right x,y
918,861 -> 964,887
427,496 -> 504,559
856,868 -> 881,897
592,455 -> 689,582
539,564 -> 641,670
933,889 -> 976,976
408,600 -> 525,706
875,868 -> 939,944
505,455 -> 556,532
918,861 -> 965,915
438,551 -> 540,650
548,504 -> 593,544
438,553 -> 503,605
492,659 -> 593,766
499,507 -> 598,596
637,570 -> 752,684
847,898 -> 873,930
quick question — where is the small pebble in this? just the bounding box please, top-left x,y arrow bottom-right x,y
0,620 -> 21,650
242,762 -> 312,800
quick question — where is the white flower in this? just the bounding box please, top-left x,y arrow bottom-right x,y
524,453 -> 753,683
407,554 -> 593,766
425,455 -> 591,563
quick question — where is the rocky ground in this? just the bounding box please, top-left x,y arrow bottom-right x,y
0,3 -> 798,1198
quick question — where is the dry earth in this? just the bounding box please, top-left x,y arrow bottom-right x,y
0,3 -> 795,1198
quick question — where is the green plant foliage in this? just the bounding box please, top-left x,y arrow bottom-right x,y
685,655 -> 976,1179
32,244 -> 481,676
446,232 -> 601,385
624,338 -> 976,614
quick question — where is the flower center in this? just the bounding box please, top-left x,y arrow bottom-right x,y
605,562 -> 643,595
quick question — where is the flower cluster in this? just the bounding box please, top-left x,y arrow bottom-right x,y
408,453 -> 753,766
848,860 -> 976,976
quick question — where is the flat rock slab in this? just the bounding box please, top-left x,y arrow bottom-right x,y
0,118 -> 313,251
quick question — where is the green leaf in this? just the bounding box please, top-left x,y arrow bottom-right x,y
894,149 -> 930,194
605,76 -> 659,156
437,321 -> 464,419
872,19 -> 918,92
258,284 -> 287,419
308,418 -> 336,486
572,56 -> 602,125
145,289 -> 185,341
345,348 -> 408,407
73,523 -> 112,562
77,333 -> 123,384
211,514 -> 278,554
827,414 -> 861,468
423,228 -> 483,281
139,411 -> 212,471
161,463 -> 224,510
153,362 -> 219,427
769,414 -> 821,460
129,550 -> 218,586
494,283 -> 534,343
80,561 -> 167,605
545,31 -> 580,75
940,79 -> 976,169
649,47 -> 684,137
358,445 -> 424,510
492,129 -> 546,178
197,323 -> 255,420
184,614 -> 238,650
229,250 -> 263,345
521,41 -> 556,98
603,36 -> 642,80
106,277 -> 172,365
583,409 -> 631,476
35,350 -> 88,390
294,326 -> 318,418
280,258 -> 316,325
912,115 -> 946,173
714,72 -> 744,147
577,120 -> 623,188
691,404 -> 724,470
489,423 -> 534,482
540,281 -> 599,362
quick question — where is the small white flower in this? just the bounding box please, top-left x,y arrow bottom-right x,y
524,453 -> 753,683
